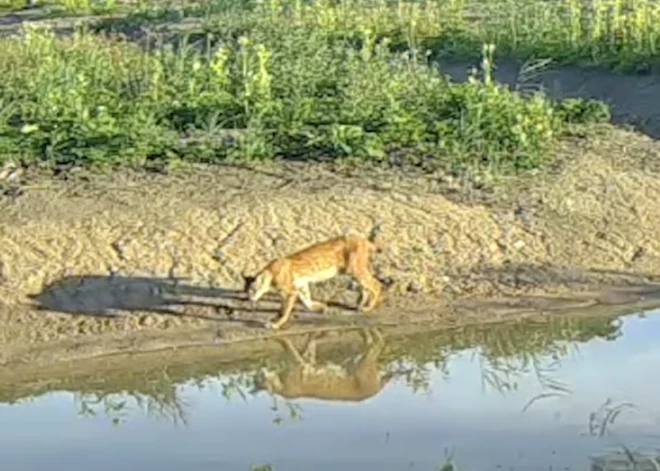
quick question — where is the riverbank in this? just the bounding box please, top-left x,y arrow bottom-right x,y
2,125 -> 660,366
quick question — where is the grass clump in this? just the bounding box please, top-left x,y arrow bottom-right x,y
5,0 -> 660,70
0,21 -> 609,174
292,0 -> 660,71
91,0 -> 660,72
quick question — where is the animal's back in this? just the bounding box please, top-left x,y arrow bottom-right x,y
273,235 -> 353,280
276,364 -> 384,402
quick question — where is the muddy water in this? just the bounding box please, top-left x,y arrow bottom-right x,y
2,311 -> 660,471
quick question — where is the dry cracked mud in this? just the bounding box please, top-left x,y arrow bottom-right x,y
2,127 -> 660,370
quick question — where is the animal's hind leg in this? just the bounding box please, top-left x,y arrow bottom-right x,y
346,244 -> 382,312
348,262 -> 382,313
357,272 -> 381,312
359,328 -> 374,346
370,327 -> 384,344
364,328 -> 385,358
297,284 -> 328,313
358,327 -> 383,347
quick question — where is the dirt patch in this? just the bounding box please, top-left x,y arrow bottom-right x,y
2,126 -> 660,366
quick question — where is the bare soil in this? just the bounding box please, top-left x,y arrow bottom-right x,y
2,126 -> 660,369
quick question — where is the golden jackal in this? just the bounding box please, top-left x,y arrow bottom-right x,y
242,226 -> 383,330
253,329 -> 400,402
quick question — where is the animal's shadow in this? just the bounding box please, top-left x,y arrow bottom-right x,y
29,274 -> 358,327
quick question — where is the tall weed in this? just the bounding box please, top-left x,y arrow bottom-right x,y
0,23 -> 610,173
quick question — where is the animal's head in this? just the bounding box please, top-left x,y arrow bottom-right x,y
242,272 -> 258,298
252,367 -> 283,395
242,271 -> 269,309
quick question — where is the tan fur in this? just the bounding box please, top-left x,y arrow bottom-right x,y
253,329 -> 395,402
243,226 -> 383,330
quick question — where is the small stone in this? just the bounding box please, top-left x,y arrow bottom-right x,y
379,276 -> 394,287
631,247 -> 647,262
0,163 -> 23,182
407,281 -> 423,293
512,240 -> 525,250
140,315 -> 156,327
0,260 -> 8,280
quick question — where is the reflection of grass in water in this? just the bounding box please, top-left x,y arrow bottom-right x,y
74,372 -> 190,427
587,397 -> 660,471
71,315 -> 623,425
247,457 -> 459,471
269,396 -> 303,426
217,373 -> 303,425
0,313 -> 622,427
389,315 -> 621,398
589,398 -> 639,438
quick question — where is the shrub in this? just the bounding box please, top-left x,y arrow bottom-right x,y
0,23 -> 610,173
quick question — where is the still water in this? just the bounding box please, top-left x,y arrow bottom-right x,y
2,311 -> 660,471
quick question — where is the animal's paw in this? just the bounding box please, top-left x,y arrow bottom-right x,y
264,320 -> 277,330
359,304 -> 377,314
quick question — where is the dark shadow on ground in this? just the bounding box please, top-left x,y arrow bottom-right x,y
454,262 -> 660,315
477,262 -> 660,289
30,275 -> 358,327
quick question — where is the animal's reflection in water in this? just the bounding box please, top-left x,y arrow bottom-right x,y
253,328 -> 403,402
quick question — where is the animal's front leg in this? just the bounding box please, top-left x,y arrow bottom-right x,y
244,272 -> 272,311
356,286 -> 368,312
274,337 -> 306,364
298,284 -> 328,313
251,283 -> 270,309
266,292 -> 298,330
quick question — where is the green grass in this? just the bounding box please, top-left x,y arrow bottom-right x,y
250,0 -> 660,71
44,0 -> 660,71
1,0 -> 624,174
0,15 -> 610,174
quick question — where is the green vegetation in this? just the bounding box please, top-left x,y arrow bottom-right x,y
6,0 -> 660,74
0,314 -> 622,421
0,0 -> 618,175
